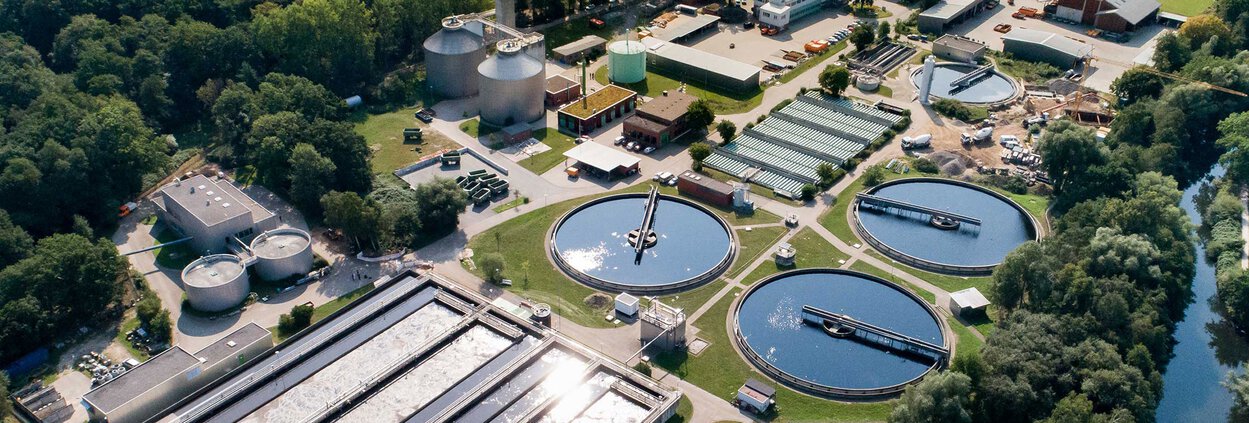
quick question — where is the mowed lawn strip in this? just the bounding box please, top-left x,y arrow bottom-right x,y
727,226 -> 788,278
740,226 -> 851,286
355,108 -> 460,174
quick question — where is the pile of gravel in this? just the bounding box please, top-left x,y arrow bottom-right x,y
927,151 -> 975,175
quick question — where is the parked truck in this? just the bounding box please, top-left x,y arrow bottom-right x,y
901,133 -> 932,149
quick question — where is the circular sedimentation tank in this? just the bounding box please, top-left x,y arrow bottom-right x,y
477,40 -> 545,127
853,178 -> 1038,274
608,40 -> 647,84
424,17 -> 488,99
181,254 -> 250,312
550,193 -> 735,293
733,269 -> 946,397
910,62 -> 1020,105
250,228 -> 314,281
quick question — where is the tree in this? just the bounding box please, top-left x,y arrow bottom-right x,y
820,65 -> 852,96
850,0 -> 876,12
850,24 -> 876,51
817,163 -> 840,187
149,309 -> 172,342
0,33 -> 55,109
383,205 -> 422,249
878,21 -> 892,40
478,252 -> 506,283
1218,111 -> 1249,185
253,0 -> 378,93
291,303 -> 314,328
0,210 -> 32,268
716,120 -> 737,144
688,143 -> 712,168
0,370 -> 11,419
1152,32 -> 1192,73
1110,66 -> 1165,105
1227,371 -> 1249,422
1179,14 -> 1234,51
288,143 -> 337,213
1038,120 -> 1105,196
412,177 -> 469,235
686,99 -> 716,130
889,371 -> 973,423
136,295 -> 162,325
862,164 -> 887,187
320,191 -> 383,250
800,184 -> 819,201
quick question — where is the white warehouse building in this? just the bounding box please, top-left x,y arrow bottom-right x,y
154,174 -> 278,255
754,0 -> 828,29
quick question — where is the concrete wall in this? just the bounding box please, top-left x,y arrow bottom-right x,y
158,195 -> 254,255
96,351 -> 203,423
1002,39 -> 1082,69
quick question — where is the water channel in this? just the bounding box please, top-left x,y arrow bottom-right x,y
1157,167 -> 1249,422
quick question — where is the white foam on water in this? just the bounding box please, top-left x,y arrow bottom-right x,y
571,391 -> 650,423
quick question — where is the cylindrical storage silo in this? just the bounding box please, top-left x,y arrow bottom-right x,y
608,40 -> 647,84
424,17 -> 488,99
477,40 -> 546,127
249,228 -> 314,281
181,254 -> 250,312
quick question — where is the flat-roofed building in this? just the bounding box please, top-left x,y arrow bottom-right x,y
83,323 -> 272,423
623,90 -> 697,147
918,0 -> 988,34
676,170 -> 734,207
932,34 -> 987,63
556,85 -> 638,135
552,35 -> 608,64
754,0 -> 828,29
651,14 -> 720,43
640,37 -> 760,93
154,174 -> 278,255
1002,28 -> 1093,69
545,74 -> 581,107
1054,0 -> 1159,33
564,141 -> 642,179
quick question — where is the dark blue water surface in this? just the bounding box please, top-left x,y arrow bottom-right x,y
911,63 -> 1017,104
737,271 -> 944,390
553,197 -> 732,288
857,181 -> 1034,267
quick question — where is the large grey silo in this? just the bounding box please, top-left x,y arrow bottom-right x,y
424,17 -> 488,99
477,40 -> 546,127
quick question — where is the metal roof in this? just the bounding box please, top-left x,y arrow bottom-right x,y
653,14 -> 720,42
1097,0 -> 1160,25
743,378 -> 776,398
477,48 -> 544,81
553,35 -> 607,56
641,37 -> 760,83
195,323 -> 271,367
83,347 -> 199,413
160,174 -> 250,227
564,141 -> 640,172
920,0 -> 982,21
1002,28 -> 1093,58
422,26 -> 485,56
950,287 -> 991,309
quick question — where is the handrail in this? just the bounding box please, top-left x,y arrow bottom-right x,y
801,305 -> 949,362
855,193 -> 982,226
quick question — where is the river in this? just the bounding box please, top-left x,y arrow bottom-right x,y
1157,168 -> 1249,422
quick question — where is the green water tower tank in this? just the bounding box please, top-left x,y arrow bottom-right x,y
608,40 -> 647,84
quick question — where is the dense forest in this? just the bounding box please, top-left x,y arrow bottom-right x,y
0,0 -> 490,375
890,1 -> 1249,421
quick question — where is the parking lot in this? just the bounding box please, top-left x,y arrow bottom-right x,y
950,0 -> 1167,91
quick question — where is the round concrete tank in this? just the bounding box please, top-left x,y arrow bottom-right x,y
477,40 -> 546,127
250,228 -> 314,281
181,254 -> 250,312
608,40 -> 647,84
424,17 -> 487,99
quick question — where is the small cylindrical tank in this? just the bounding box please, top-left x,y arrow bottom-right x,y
608,40 -> 647,84
181,254 -> 250,312
249,228 -> 314,281
477,39 -> 546,127
424,17 -> 488,99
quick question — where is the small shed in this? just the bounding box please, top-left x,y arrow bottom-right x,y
552,35 -> 608,64
615,293 -> 640,316
774,243 -> 796,266
546,75 -> 581,107
677,170 -> 734,207
948,287 -> 991,316
736,378 -> 776,413
500,123 -> 533,144
932,35 -> 987,63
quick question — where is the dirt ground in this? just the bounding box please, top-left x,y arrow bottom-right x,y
907,103 -> 1038,169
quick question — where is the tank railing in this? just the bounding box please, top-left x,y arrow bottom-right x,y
852,209 -> 996,276
633,186 -> 661,257
949,64 -> 995,87
170,283 -> 425,423
855,193 -> 982,227
800,306 -> 949,364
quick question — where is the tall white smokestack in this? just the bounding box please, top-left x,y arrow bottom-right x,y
919,55 -> 936,106
495,0 -> 517,28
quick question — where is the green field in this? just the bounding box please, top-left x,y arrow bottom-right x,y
517,129 -> 578,174
354,108 -> 460,173
152,225 -> 195,270
594,66 -> 764,114
740,226 -> 852,286
849,260 -> 937,304
727,225 -> 789,278
1161,0 -> 1213,16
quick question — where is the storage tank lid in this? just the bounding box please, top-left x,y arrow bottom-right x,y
609,40 -> 646,55
423,21 -> 485,56
478,42 -> 544,81
250,229 -> 311,260
182,254 -> 246,288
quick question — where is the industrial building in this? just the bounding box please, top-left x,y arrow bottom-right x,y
932,34 -> 987,63
155,174 -> 277,255
651,14 -> 720,43
754,0 -> 828,29
640,37 -> 761,93
552,35 -> 607,64
82,323 -> 272,423
556,85 -> 638,135
248,228 -> 313,281
422,13 -> 547,126
478,39 -> 547,127
545,74 -> 581,106
676,170 -> 734,207
181,254 -> 250,312
949,287 -> 992,316
608,40 -> 648,84
623,90 -> 697,147
564,142 -> 642,179
918,0 -> 989,34
703,91 -> 904,197
1002,28 -> 1093,69
423,17 -> 488,99
1054,0 -> 1160,33
159,271 -> 680,423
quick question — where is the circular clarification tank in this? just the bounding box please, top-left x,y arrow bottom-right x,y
181,254 -> 250,312
734,269 -> 945,395
550,194 -> 734,293
855,179 -> 1036,270
911,62 -> 1019,104
250,228 -> 314,281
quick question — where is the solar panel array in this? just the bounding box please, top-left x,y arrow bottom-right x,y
704,93 -> 903,197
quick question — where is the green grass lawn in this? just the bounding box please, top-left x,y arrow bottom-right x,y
849,260 -> 937,304
152,225 -> 195,270
653,280 -> 729,316
1161,0 -> 1213,16
779,40 -> 850,84
517,129 -> 577,174
355,108 -> 461,173
594,66 -> 764,114
273,283 -> 378,343
115,316 -> 150,361
740,226 -> 853,286
948,315 -> 983,357
492,196 -> 528,213
459,118 -> 499,139
863,249 -> 991,293
652,289 -> 893,422
727,226 -> 789,278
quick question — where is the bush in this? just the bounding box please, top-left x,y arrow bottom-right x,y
1001,176 -> 1028,194
913,158 -> 939,174
862,165 -> 887,187
756,114 -> 768,123
800,184 -> 819,201
478,252 -> 506,283
932,98 -> 979,122
291,304 -> 314,328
